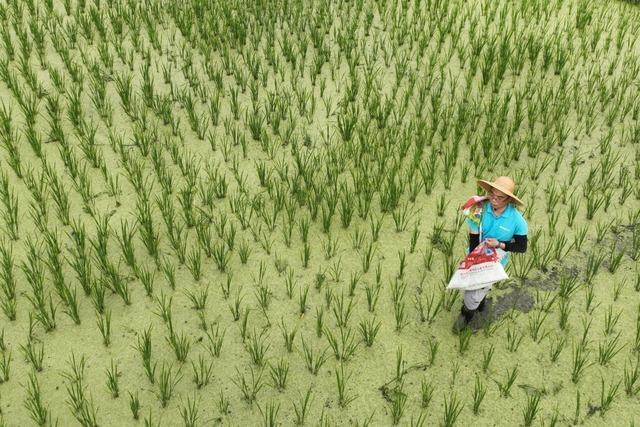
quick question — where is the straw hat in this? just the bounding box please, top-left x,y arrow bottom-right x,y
477,176 -> 524,206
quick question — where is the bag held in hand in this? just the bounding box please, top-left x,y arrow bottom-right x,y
447,243 -> 508,290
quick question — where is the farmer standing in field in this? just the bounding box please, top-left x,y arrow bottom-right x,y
452,176 -> 529,333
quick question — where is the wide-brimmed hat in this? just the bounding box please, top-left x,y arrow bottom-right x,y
477,176 -> 524,206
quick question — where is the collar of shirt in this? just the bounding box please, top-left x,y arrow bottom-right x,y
486,202 -> 512,218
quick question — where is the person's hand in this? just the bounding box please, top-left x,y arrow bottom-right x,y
484,238 -> 500,248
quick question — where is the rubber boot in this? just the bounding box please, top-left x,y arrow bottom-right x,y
477,296 -> 487,312
452,304 -> 476,333
470,296 -> 493,330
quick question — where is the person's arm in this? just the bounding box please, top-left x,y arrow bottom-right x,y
499,234 -> 527,253
469,233 -> 480,252
502,213 -> 529,253
465,200 -> 484,253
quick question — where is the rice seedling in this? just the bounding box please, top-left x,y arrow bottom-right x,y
128,391 -> 140,420
558,273 -> 580,300
534,289 -> 557,313
458,326 -> 472,354
603,305 -> 622,335
571,341 -> 593,384
335,363 -> 357,408
283,268 -> 296,300
0,136 -> 23,182
599,377 -> 621,415
393,298 -> 409,332
292,387 -> 313,426
186,245 -> 202,282
106,359 -> 120,398
392,201 -> 413,232
0,183 -> 19,241
359,316 -> 381,347
213,241 -> 232,272
134,264 -> 155,298
528,311 -> 550,343
251,261 -> 268,288
19,339 -> 44,372
153,291 -> 173,327
135,325 -> 156,384
324,324 -> 360,362
332,292 -> 355,328
238,239 -> 253,264
472,374 -> 487,415
522,391 -> 542,427
271,254 -> 289,278
0,350 -> 10,382
442,391 -> 464,427
184,284 -> 209,311
506,325 -> 524,353
358,240 -> 376,274
62,353 -> 100,427
205,324 -> 226,357
612,279 -> 626,302
166,328 -> 192,363
396,250 -> 407,279
495,366 -> 519,398
594,219 -> 611,244
573,389 -> 581,425
427,337 -> 439,366
608,244 -> 625,274
22,261 -> 57,331
364,281 -> 381,313
156,362 -> 182,408
269,358 -> 289,391
558,298 -> 572,331
114,219 -> 137,270
0,241 -> 16,321
298,284 -> 310,315
395,347 -> 406,387
231,365 -> 265,406
23,370 -> 49,426
624,357 -> 640,396
96,309 -> 111,347
178,393 -> 200,427
217,390 -> 230,416
143,408 -> 161,427
390,277 -> 407,305
301,334 -> 330,375
240,307 -> 251,341
366,212 -> 384,242
407,375 -> 430,415
481,344 -> 495,373
421,244 -> 434,271
598,332 -> 626,365
229,289 -> 244,321
585,249 -> 605,284
584,284 -> 599,315
135,195 -> 160,260
386,379 -> 408,425
635,271 -> 640,293
246,328 -> 271,367
215,272 -> 231,299
191,354 -> 213,389
580,316 -> 594,350
257,399 -> 280,427
88,277 -> 106,314
314,306 -> 325,338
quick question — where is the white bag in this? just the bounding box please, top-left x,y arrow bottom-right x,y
447,251 -> 508,290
